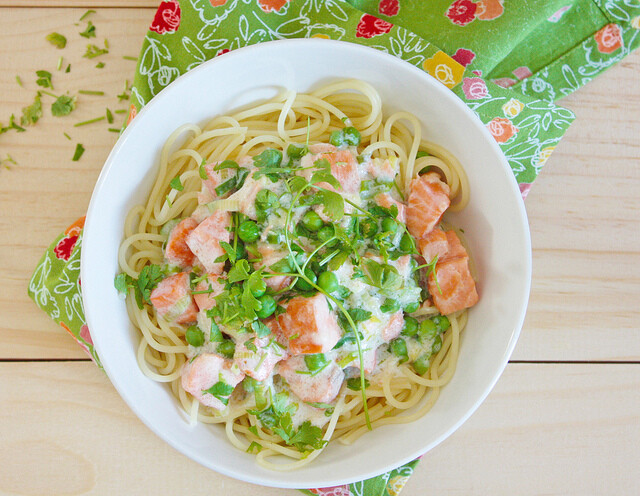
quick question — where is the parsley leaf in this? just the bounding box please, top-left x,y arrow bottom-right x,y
114,273 -> 134,295
253,148 -> 282,169
21,94 -> 42,126
219,241 -> 236,264
83,42 -> 108,59
319,189 -> 344,221
169,176 -> 184,191
51,95 -> 76,117
133,264 -> 164,309
72,143 -> 85,161
46,32 -> 67,49
251,319 -> 271,338
0,115 -> 26,134
289,421 -> 327,451
246,441 -> 262,454
79,21 -> 96,39
346,377 -> 370,391
35,70 -> 53,89
201,381 -> 234,406
199,160 -> 208,179
228,259 -> 250,283
361,258 -> 402,291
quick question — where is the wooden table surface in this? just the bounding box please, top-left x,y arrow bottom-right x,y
1,3 -> 639,495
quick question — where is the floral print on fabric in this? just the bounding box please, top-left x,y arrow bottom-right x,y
378,0 -> 400,17
486,117 -> 519,143
462,76 -> 489,99
150,0 -> 182,34
356,13 -> 394,38
594,24 -> 623,54
451,47 -> 475,67
445,0 -> 503,27
422,50 -> 465,88
307,486 -> 351,496
258,0 -> 291,13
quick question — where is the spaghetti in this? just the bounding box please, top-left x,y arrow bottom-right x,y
116,79 -> 477,470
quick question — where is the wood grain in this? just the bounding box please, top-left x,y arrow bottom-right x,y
0,9 -> 639,365
0,362 -> 637,495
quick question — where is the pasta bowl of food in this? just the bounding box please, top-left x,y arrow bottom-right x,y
82,39 -> 531,488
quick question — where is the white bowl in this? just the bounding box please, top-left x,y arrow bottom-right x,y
82,39 -> 531,489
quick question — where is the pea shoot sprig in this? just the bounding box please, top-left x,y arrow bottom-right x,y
279,158 -> 373,429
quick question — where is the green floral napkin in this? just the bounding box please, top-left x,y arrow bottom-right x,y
27,0 -> 639,494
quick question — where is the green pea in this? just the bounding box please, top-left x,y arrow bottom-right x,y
318,225 -> 337,247
343,126 -> 361,146
381,298 -> 400,313
295,268 -> 317,291
399,233 -> 414,253
404,301 -> 420,314
329,130 -> 344,147
256,294 -> 276,319
238,220 -> 260,243
217,339 -> 235,359
302,210 -> 323,231
419,319 -> 438,341
287,143 -> 309,159
433,315 -> 450,332
318,271 -> 339,293
402,316 -> 419,337
381,217 -> 398,234
248,277 -> 266,298
412,353 -> 431,375
432,335 -> 443,354
185,325 -> 204,347
389,338 -> 409,363
359,218 -> 378,238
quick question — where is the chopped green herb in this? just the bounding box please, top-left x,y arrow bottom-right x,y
106,108 -> 114,124
169,176 -> 184,191
65,64 -> 71,73
108,128 -> 120,133
21,94 -> 42,126
114,109 -> 127,114
74,116 -> 105,127
95,62 -> 104,69
46,32 -> 67,49
79,9 -> 96,21
201,381 -> 234,406
346,377 -> 370,391
83,42 -> 109,59
79,90 -> 105,96
199,160 -> 208,179
51,95 -> 76,116
72,143 -> 85,161
122,55 -> 138,61
56,56 -> 63,71
246,441 -> 263,454
0,115 -> 26,134
63,132 -> 71,140
15,75 -> 23,87
79,21 -> 96,39
35,70 -> 53,89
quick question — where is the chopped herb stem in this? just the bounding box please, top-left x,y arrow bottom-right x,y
15,76 -> 23,87
122,56 -> 138,61
79,90 -> 105,96
57,56 -> 63,71
114,109 -> 126,114
73,115 -> 105,127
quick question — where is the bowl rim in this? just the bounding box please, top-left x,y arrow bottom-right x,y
81,37 -> 532,488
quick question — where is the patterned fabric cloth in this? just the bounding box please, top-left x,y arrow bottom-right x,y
27,0 -> 639,494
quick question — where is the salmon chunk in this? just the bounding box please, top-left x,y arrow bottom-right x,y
367,157 -> 399,183
418,228 -> 449,263
165,218 -> 198,268
256,243 -> 292,291
185,211 -> 231,274
406,173 -> 450,239
350,348 -> 377,374
427,230 -> 478,315
193,273 -> 225,312
234,335 -> 287,381
278,355 -> 344,403
277,293 -> 341,355
381,311 -> 404,342
150,272 -> 198,324
181,353 -> 245,410
428,257 -> 478,315
301,149 -> 361,194
202,163 -> 226,198
375,192 -> 406,223
308,143 -> 336,154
